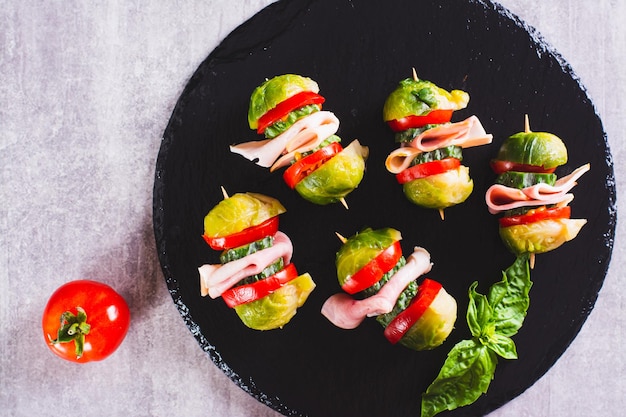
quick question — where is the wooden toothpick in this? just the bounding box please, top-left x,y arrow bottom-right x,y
524,114 -> 531,133
339,197 -> 349,210
412,67 -> 419,81
335,232 -> 347,244
221,186 -> 229,200
438,208 -> 445,221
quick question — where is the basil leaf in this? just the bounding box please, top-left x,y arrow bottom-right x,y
421,339 -> 497,417
486,333 -> 518,360
466,281 -> 493,338
488,254 -> 532,337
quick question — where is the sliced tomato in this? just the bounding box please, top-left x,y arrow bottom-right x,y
386,109 -> 454,132
283,141 -> 343,189
341,240 -> 403,295
383,278 -> 442,344
257,91 -> 325,134
490,159 -> 557,175
395,157 -> 461,184
221,263 -> 299,308
499,205 -> 571,227
202,216 -> 279,250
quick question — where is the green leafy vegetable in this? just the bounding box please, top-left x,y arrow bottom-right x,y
421,255 -> 532,417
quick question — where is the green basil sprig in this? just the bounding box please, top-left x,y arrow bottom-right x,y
421,254 -> 532,417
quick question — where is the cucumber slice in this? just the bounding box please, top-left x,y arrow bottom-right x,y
496,171 -> 557,189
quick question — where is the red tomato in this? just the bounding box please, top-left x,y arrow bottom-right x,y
283,142 -> 343,189
257,91 -> 325,134
202,216 -> 280,250
395,158 -> 461,184
383,278 -> 442,344
42,280 -> 130,363
341,240 -> 403,295
490,159 -> 556,175
221,263 -> 299,307
499,205 -> 571,227
386,109 -> 454,132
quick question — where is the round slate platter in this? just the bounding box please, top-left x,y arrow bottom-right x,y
153,0 -> 617,416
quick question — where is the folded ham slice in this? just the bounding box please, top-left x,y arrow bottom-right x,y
321,247 -> 432,330
485,163 -> 590,214
385,115 -> 493,173
198,231 -> 293,299
229,111 -> 340,170
409,115 -> 493,152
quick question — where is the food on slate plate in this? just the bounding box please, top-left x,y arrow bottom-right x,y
485,116 -> 589,266
421,255 -> 532,417
230,74 -> 369,207
383,69 -> 493,218
199,190 -> 315,330
321,227 -> 457,351
42,279 -> 131,363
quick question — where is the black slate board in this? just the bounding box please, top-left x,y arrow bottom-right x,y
153,0 -> 616,416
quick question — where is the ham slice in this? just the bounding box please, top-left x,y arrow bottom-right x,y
229,111 -> 340,170
409,115 -> 493,152
485,163 -> 590,214
321,247 -> 432,330
385,115 -> 492,173
198,231 -> 293,298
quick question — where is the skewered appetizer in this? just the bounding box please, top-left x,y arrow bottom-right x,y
198,191 -> 315,330
230,74 -> 369,207
321,227 -> 457,351
383,70 -> 493,218
485,117 -> 589,266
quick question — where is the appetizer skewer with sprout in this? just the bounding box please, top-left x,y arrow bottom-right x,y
485,116 -> 589,267
230,74 -> 369,208
383,69 -> 493,219
198,189 -> 315,330
321,227 -> 457,351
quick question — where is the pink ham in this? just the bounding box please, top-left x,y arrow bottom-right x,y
385,115 -> 492,174
321,247 -> 432,330
485,163 -> 590,214
409,115 -> 493,152
198,231 -> 293,298
229,111 -> 339,170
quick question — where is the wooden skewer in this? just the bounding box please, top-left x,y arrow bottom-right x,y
335,232 -> 347,244
524,114 -> 531,133
339,197 -> 349,210
221,186 -> 229,200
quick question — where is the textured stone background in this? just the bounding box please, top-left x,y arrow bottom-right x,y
1,1 -> 624,416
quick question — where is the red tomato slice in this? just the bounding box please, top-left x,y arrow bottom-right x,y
383,278 -> 442,344
395,157 -> 461,184
257,91 -> 325,134
42,280 -> 131,363
499,205 -> 571,227
341,240 -> 403,295
202,216 -> 280,250
221,263 -> 299,308
490,159 -> 556,175
386,109 -> 454,132
283,141 -> 343,189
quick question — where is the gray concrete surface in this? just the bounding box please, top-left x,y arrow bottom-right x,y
1,1 -> 624,416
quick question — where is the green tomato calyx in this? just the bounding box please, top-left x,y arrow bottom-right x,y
49,306 -> 91,359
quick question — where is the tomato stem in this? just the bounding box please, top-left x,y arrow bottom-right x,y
49,306 -> 91,359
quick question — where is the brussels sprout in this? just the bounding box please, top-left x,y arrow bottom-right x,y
294,140 -> 368,205
233,273 -> 316,330
499,218 -> 587,255
248,74 -> 319,129
382,77 -> 469,122
495,131 -> 568,169
398,286 -> 457,351
335,227 -> 402,287
203,193 -> 286,238
402,166 -> 473,209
